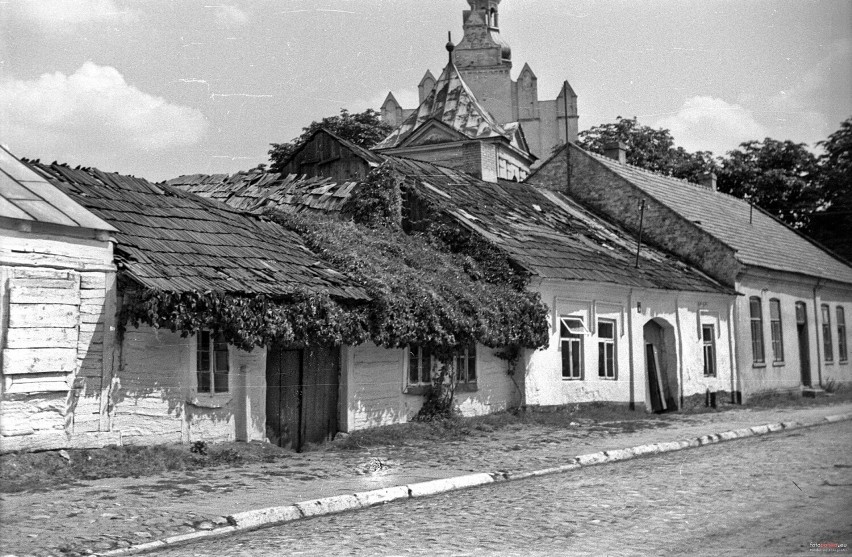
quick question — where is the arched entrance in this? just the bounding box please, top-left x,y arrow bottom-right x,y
643,319 -> 678,412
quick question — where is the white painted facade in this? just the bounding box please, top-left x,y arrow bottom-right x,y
112,327 -> 267,446
735,268 -> 852,400
520,280 -> 737,411
339,343 -> 520,431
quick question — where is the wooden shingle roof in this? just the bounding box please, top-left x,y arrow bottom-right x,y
586,150 -> 852,285
166,171 -> 357,216
384,157 -> 732,294
174,156 -> 731,295
25,161 -> 368,301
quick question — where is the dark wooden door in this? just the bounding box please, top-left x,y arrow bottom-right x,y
796,302 -> 811,387
266,345 -> 339,451
266,348 -> 302,450
301,346 -> 340,447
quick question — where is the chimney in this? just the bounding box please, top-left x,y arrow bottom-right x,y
698,171 -> 717,190
603,141 -> 626,165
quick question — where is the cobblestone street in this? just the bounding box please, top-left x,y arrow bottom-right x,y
157,421 -> 852,557
1,404 -> 850,556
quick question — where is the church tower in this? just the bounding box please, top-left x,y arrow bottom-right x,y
453,0 -> 514,124
380,1 -> 578,165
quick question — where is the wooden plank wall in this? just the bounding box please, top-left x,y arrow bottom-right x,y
0,231 -> 117,452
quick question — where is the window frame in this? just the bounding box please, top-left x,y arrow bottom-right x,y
597,319 -> 617,379
769,298 -> 784,363
702,324 -> 717,377
838,307 -> 848,363
196,330 -> 230,395
454,344 -> 477,389
822,304 -> 834,363
749,297 -> 765,365
406,344 -> 477,394
560,316 -> 587,380
407,345 -> 434,391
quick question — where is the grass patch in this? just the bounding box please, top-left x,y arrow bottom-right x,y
328,402 -> 666,451
0,441 -> 289,494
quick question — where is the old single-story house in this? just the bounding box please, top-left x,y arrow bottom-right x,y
170,146 -> 739,416
527,142 -> 852,401
166,168 -> 537,430
1,153 -> 369,453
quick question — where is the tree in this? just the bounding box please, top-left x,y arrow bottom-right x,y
716,138 -> 820,230
268,108 -> 393,172
809,117 -> 852,260
576,116 -> 717,182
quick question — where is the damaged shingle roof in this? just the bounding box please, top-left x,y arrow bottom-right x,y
165,171 -> 358,216
174,156 -> 731,295
24,161 -> 368,301
383,157 -> 732,294
586,150 -> 852,284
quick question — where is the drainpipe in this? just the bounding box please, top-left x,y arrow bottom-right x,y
813,279 -> 824,387
728,297 -> 739,404
674,293 -> 684,409
627,288 -> 635,410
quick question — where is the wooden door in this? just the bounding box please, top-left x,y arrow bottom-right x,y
796,302 -> 811,387
266,345 -> 340,451
266,348 -> 302,450
645,343 -> 667,412
301,346 -> 340,447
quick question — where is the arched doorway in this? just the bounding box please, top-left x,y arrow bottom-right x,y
643,319 -> 678,412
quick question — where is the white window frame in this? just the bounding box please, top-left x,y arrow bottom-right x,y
597,319 -> 617,379
702,324 -> 717,377
194,330 -> 231,397
406,345 -> 477,392
454,344 -> 477,386
560,317 -> 588,380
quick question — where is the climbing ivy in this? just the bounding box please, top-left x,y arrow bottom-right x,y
119,284 -> 368,352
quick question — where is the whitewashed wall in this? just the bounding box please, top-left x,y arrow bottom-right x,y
113,327 -> 267,445
340,343 -> 518,431
522,280 -> 736,411
736,269 -> 852,400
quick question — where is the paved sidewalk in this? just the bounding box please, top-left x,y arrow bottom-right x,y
2,402 -> 851,557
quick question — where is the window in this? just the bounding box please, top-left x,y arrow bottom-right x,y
560,317 -> 587,379
838,307 -> 848,362
822,305 -> 833,362
597,320 -> 616,379
749,297 -> 765,364
769,299 -> 784,363
408,345 -> 434,388
197,331 -> 229,393
454,344 -> 477,385
702,324 -> 716,377
408,345 -> 477,390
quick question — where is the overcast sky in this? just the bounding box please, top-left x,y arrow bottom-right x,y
1,0 -> 850,182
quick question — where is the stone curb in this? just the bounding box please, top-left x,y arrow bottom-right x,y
95,411 -> 852,556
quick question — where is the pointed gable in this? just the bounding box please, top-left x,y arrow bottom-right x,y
375,60 -> 509,150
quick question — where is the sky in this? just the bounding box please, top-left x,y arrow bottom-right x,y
1,0 -> 850,182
